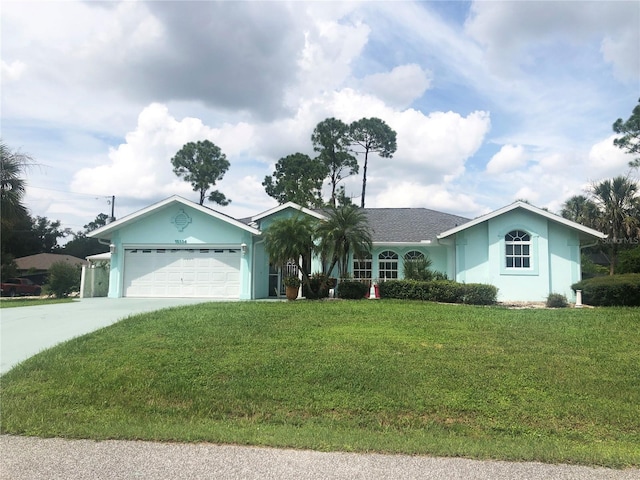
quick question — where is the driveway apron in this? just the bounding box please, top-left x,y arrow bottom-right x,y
0,298 -> 212,375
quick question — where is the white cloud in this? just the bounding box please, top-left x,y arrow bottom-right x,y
388,109 -> 491,180
486,144 -> 526,174
362,64 -> 432,108
587,135 -> 634,179
602,30 -> 640,82
374,181 -> 482,216
70,104 -> 220,199
1,60 -> 26,82
465,1 -> 640,81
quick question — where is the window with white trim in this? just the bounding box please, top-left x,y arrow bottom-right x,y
505,230 -> 531,268
353,254 -> 372,280
404,250 -> 424,262
378,250 -> 398,279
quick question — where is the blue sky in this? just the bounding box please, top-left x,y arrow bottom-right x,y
2,0 -> 638,233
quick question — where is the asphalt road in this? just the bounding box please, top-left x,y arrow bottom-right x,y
2,436 -> 639,480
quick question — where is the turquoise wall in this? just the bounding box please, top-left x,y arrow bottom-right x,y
452,209 -> 581,302
253,207 -> 310,298
548,222 -> 581,301
346,244 -> 450,281
108,203 -> 255,299
106,201 -> 586,302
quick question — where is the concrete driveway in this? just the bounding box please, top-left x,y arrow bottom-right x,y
0,297 -> 212,375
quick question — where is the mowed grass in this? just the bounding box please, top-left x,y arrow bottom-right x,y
0,297 -> 75,308
1,301 -> 639,467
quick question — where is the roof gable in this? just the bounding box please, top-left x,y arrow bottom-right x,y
89,195 -> 261,239
251,202 -> 327,225
437,201 -> 606,240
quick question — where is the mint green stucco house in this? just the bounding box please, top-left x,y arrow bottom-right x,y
89,196 -> 605,302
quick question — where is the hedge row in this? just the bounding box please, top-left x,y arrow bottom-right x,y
336,280 -> 370,300
378,280 -> 498,305
572,274 -> 640,306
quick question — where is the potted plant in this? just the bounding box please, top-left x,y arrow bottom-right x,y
283,275 -> 301,300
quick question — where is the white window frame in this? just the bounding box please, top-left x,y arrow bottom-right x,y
378,250 -> 399,280
505,230 -> 532,269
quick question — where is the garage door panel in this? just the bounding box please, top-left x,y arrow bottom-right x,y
124,248 -> 241,298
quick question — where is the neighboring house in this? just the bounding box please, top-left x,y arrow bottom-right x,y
14,253 -> 88,285
88,195 -> 605,302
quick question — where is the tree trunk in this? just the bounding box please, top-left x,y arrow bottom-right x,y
609,242 -> 618,275
360,152 -> 369,208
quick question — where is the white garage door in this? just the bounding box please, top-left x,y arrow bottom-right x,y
123,248 -> 241,298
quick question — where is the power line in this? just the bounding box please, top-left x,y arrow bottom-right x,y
28,184 -> 112,199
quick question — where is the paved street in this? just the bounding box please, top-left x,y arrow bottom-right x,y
1,436 -> 639,480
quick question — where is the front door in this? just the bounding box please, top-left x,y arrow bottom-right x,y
268,260 -> 299,297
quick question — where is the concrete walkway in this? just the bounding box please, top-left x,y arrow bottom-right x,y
0,298 -> 212,374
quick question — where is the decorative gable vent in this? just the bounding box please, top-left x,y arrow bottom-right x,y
172,209 -> 192,232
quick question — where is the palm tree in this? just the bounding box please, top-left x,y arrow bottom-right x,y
560,195 -> 599,229
316,204 -> 372,278
263,214 -> 317,290
591,176 -> 640,274
0,142 -> 31,227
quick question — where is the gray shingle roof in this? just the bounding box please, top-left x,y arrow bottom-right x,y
363,208 -> 470,243
245,203 -> 471,243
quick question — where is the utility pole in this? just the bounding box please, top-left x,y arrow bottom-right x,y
106,195 -> 115,223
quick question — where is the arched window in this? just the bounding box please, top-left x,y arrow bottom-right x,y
505,230 -> 531,268
404,250 -> 424,262
379,250 -> 398,279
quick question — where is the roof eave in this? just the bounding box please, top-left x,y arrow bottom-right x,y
88,195 -> 261,239
251,201 -> 327,222
437,201 -> 606,240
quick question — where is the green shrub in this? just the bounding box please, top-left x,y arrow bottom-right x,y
305,274 -> 335,299
336,280 -> 369,299
617,247 -> 640,274
46,262 -> 81,298
572,274 -> 640,306
461,283 -> 498,305
378,280 -> 497,305
546,293 -> 568,308
581,253 -> 608,279
403,256 -> 434,281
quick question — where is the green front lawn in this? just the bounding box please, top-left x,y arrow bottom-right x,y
0,297 -> 75,308
1,301 -> 638,467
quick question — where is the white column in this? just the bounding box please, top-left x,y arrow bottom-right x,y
575,290 -> 583,308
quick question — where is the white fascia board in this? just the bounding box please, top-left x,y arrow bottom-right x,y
251,201 -> 327,222
88,195 -> 261,239
372,241 -> 434,246
437,201 -> 606,240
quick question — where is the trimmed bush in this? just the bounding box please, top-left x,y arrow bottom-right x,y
336,280 -> 369,300
378,280 -> 497,305
546,293 -> 568,308
462,283 -> 498,306
46,261 -> 81,298
572,274 -> 640,306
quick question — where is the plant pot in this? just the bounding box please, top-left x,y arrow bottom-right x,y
285,285 -> 299,300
